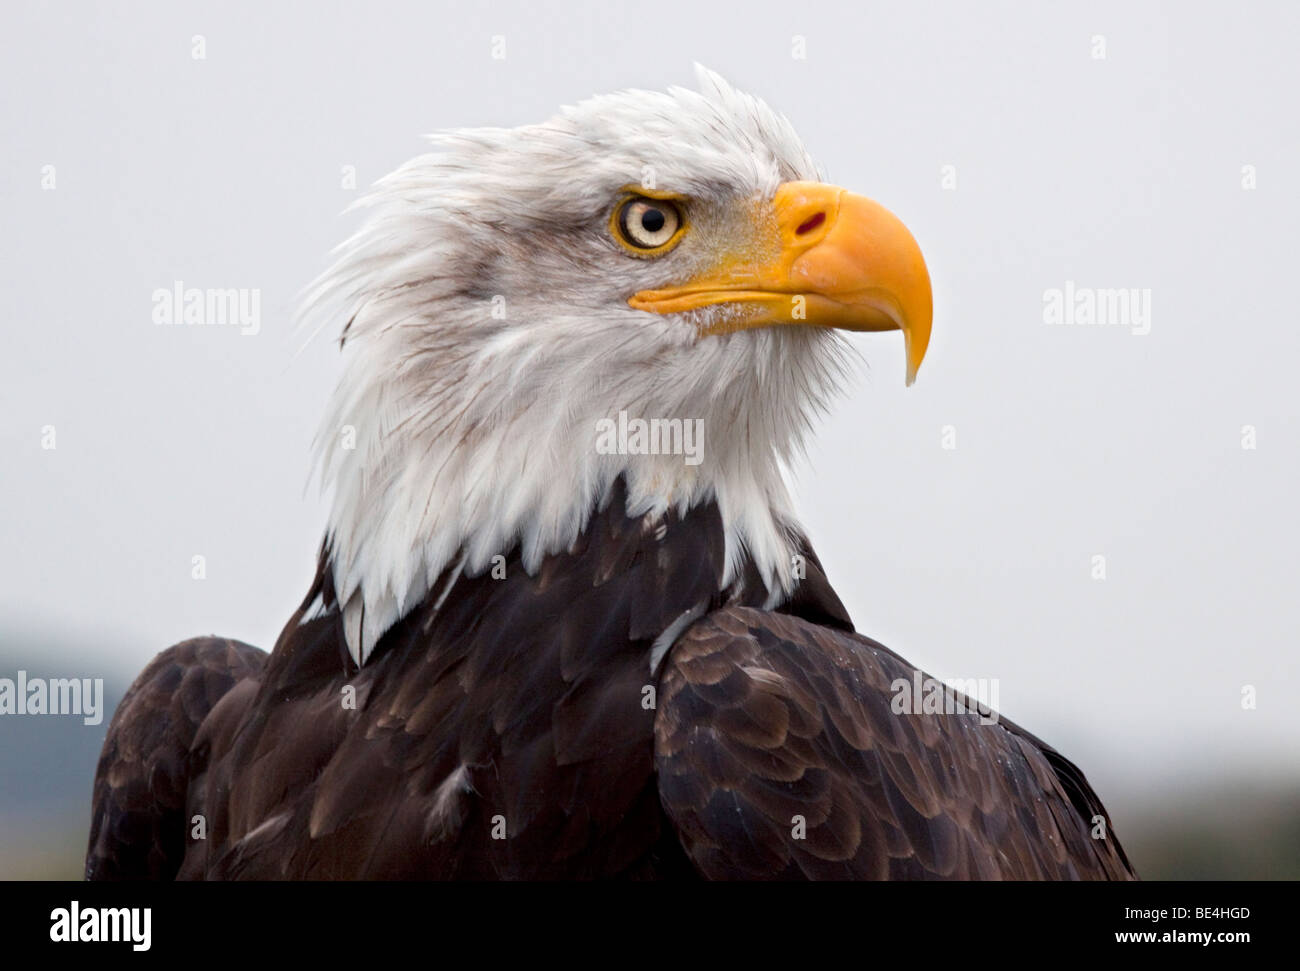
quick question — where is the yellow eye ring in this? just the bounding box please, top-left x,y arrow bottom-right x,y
610,190 -> 687,257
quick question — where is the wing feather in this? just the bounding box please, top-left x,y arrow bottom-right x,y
85,637 -> 265,880
655,607 -> 1136,880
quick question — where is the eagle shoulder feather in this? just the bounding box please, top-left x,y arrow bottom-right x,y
85,637 -> 266,880
655,607 -> 1137,880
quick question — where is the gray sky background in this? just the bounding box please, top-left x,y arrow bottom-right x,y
2,0 -> 1297,817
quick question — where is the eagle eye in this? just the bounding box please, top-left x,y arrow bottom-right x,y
613,195 -> 684,255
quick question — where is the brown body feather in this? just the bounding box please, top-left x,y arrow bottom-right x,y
85,480 -> 1134,880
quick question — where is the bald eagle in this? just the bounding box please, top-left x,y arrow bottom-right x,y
86,68 -> 1135,881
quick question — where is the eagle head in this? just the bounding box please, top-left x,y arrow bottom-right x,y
305,66 -> 933,664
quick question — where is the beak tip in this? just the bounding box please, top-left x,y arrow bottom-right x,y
903,327 -> 927,387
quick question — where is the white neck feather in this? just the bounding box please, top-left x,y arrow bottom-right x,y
313,302 -> 848,663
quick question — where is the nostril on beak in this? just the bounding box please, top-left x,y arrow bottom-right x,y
795,212 -> 827,236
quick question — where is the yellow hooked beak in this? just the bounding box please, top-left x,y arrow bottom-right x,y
628,181 -> 933,385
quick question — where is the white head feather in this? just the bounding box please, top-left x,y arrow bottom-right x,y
303,66 -> 855,664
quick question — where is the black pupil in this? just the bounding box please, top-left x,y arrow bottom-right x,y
640,207 -> 666,234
